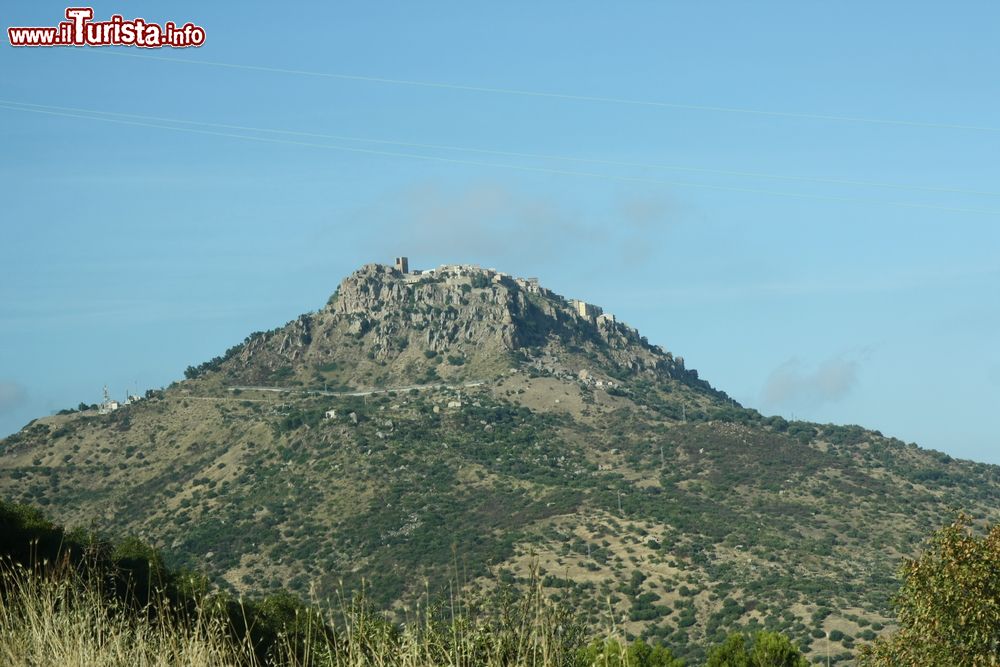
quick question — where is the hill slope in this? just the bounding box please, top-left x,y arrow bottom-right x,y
3,261 -> 998,663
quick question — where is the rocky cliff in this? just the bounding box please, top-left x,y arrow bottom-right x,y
201,262 -> 718,398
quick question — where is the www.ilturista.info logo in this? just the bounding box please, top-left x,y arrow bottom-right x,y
8,8 -> 205,48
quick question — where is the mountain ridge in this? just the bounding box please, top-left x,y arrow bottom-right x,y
194,262 -> 719,390
2,258 -> 997,664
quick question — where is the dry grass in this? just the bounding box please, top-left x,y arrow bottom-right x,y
0,559 -> 594,667
0,560 -> 255,667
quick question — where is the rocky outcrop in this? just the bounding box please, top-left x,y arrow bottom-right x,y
330,264 -> 522,358
214,261 -> 720,396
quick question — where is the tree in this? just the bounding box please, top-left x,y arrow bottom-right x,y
705,634 -> 751,667
858,514 -> 1000,666
577,638 -> 684,667
706,632 -> 807,667
749,632 -> 809,666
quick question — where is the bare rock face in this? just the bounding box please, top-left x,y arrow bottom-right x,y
331,264 -> 403,318
325,263 -> 699,382
330,264 -> 524,358
213,261 -> 709,392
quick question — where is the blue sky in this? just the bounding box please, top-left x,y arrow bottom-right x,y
1,2 -> 998,462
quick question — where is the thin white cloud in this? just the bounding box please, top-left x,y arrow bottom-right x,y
615,193 -> 678,264
760,356 -> 859,409
358,182 -> 600,261
0,381 -> 28,415
348,182 -> 680,268
617,194 -> 675,230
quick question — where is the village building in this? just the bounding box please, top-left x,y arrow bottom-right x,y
572,299 -> 603,320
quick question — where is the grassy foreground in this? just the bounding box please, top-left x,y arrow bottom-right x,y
0,500 -> 808,665
1,560 -> 246,666
0,556 -> 817,666
0,557 -> 606,667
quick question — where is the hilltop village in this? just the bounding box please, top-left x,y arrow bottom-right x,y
395,255 -> 616,326
391,255 -> 657,366
388,256 -> 646,389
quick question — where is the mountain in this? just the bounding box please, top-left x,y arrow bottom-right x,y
3,260 -> 999,664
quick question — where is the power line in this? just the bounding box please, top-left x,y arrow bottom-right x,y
1,102 -> 997,217
3,99 -> 996,199
91,50 -> 1000,134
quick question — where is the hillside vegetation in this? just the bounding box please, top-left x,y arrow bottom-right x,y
6,500 -> 997,666
3,262 -> 998,664
3,499 -> 800,666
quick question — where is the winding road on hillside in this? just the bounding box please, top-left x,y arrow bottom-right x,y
225,380 -> 487,398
